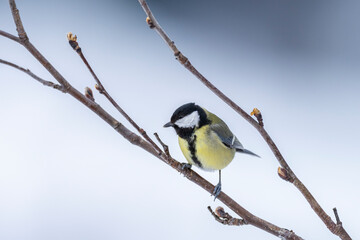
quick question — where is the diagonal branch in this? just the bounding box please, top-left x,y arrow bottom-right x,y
9,0 -> 27,42
0,59 -> 66,93
0,30 -> 20,43
64,31 -> 304,239
66,33 -> 163,156
4,1 -> 305,239
7,0 -> 159,159
138,1 -> 351,240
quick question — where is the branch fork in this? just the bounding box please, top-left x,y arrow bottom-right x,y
138,0 -> 352,239
1,0 -> 352,239
66,31 -> 164,157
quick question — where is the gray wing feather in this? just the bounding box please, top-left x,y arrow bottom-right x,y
210,123 -> 260,158
210,123 -> 244,150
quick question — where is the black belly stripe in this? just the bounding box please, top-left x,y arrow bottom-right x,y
188,135 -> 202,168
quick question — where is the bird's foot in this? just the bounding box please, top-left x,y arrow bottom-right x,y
181,163 -> 192,171
212,182 -> 222,201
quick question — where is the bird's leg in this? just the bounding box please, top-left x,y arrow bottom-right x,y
181,163 -> 192,170
212,170 -> 222,201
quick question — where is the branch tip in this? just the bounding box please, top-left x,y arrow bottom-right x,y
66,35 -> 164,156
67,32 -> 77,41
333,208 -> 342,226
67,32 -> 81,53
250,108 -> 264,126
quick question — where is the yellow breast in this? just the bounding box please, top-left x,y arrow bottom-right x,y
178,125 -> 235,171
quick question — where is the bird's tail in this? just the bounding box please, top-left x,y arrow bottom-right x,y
236,148 -> 260,158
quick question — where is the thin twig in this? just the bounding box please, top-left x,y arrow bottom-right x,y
137,1 -> 352,240
9,0 -> 28,42
0,30 -> 20,43
2,1 -> 306,239
66,33 -> 164,157
208,206 -> 247,226
0,59 -> 66,93
154,133 -> 171,157
7,0 -> 159,158
333,208 -> 342,226
5,2 -> 304,239
1,43 -> 305,240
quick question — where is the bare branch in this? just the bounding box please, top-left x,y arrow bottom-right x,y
9,0 -> 72,90
137,1 -> 352,239
333,208 -> 342,226
208,206 -> 247,226
154,133 -> 171,158
0,30 -> 20,43
1,1 -> 342,240
4,1 -> 305,238
9,0 -> 28,42
66,32 -> 164,156
139,0 -> 258,127
0,59 -> 66,93
7,0 -> 159,159
176,161 -> 304,239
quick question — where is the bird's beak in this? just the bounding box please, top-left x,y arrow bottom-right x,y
163,122 -> 174,128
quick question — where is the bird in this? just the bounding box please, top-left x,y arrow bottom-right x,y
164,103 -> 259,200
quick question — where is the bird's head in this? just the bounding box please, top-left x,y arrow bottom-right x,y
164,103 -> 209,139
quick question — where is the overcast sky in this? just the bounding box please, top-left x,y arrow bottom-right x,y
0,1 -> 359,239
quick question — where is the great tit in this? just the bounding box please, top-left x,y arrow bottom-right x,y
164,103 -> 259,200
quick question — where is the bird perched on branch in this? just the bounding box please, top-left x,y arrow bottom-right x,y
164,103 -> 259,200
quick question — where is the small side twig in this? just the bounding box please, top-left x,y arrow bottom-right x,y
5,2 -> 305,239
0,30 -> 20,43
333,208 -> 342,226
208,206 -> 247,226
66,32 -> 164,156
7,0 -> 160,158
154,133 -> 171,157
0,59 -> 66,93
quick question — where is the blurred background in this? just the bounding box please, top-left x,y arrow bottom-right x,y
0,0 -> 359,239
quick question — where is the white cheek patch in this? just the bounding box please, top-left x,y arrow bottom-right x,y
175,111 -> 200,128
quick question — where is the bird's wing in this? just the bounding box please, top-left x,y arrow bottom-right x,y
210,122 -> 244,150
